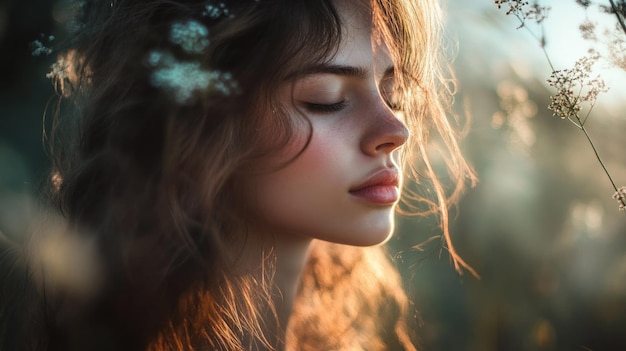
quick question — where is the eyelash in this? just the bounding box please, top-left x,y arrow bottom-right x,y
304,101 -> 347,113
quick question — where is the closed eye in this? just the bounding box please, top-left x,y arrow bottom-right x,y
303,101 -> 347,113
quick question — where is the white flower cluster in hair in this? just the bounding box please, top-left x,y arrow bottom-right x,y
169,20 -> 210,55
211,71 -> 238,95
46,58 -> 69,80
203,2 -> 233,19
613,186 -> 626,211
546,51 -> 608,119
31,35 -> 55,56
147,51 -> 238,103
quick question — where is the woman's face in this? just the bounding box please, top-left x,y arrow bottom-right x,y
241,2 -> 409,246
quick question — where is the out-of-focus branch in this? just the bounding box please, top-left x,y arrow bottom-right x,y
608,0 -> 626,35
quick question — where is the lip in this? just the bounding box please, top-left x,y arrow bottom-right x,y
349,168 -> 400,205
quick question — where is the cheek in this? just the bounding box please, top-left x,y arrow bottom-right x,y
239,129 -> 345,228
248,132 -> 344,208
252,114 -> 313,172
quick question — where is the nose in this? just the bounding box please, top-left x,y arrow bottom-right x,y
360,101 -> 409,156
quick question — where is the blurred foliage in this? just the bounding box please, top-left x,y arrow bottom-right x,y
2,1 -> 626,351
392,1 -> 626,351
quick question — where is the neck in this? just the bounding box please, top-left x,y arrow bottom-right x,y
238,229 -> 313,351
272,234 -> 312,328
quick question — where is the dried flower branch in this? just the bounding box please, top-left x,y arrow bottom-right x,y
546,51 -> 607,126
495,0 -> 626,212
576,2 -> 626,71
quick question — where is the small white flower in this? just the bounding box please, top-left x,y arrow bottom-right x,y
169,20 -> 209,54
612,186 -> 626,211
31,34 -> 55,56
203,2 -> 233,19
46,59 -> 69,80
31,40 -> 52,56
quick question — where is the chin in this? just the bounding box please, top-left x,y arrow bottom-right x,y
330,220 -> 395,247
351,211 -> 396,246
353,227 -> 394,247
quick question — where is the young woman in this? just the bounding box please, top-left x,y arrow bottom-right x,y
0,0 -> 475,350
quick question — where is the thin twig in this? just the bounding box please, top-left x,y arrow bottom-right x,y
567,116 -> 582,128
579,122 -> 619,192
580,121 -> 626,209
581,102 -> 595,127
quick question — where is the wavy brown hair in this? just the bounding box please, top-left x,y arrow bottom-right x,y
2,0 -> 475,350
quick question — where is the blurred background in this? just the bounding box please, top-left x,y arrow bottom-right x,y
396,1 -> 626,351
1,0 -> 625,350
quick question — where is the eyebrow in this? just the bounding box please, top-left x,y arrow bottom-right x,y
286,63 -> 394,80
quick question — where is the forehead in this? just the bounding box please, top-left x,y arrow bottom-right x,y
331,0 -> 393,73
279,0 -> 393,81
